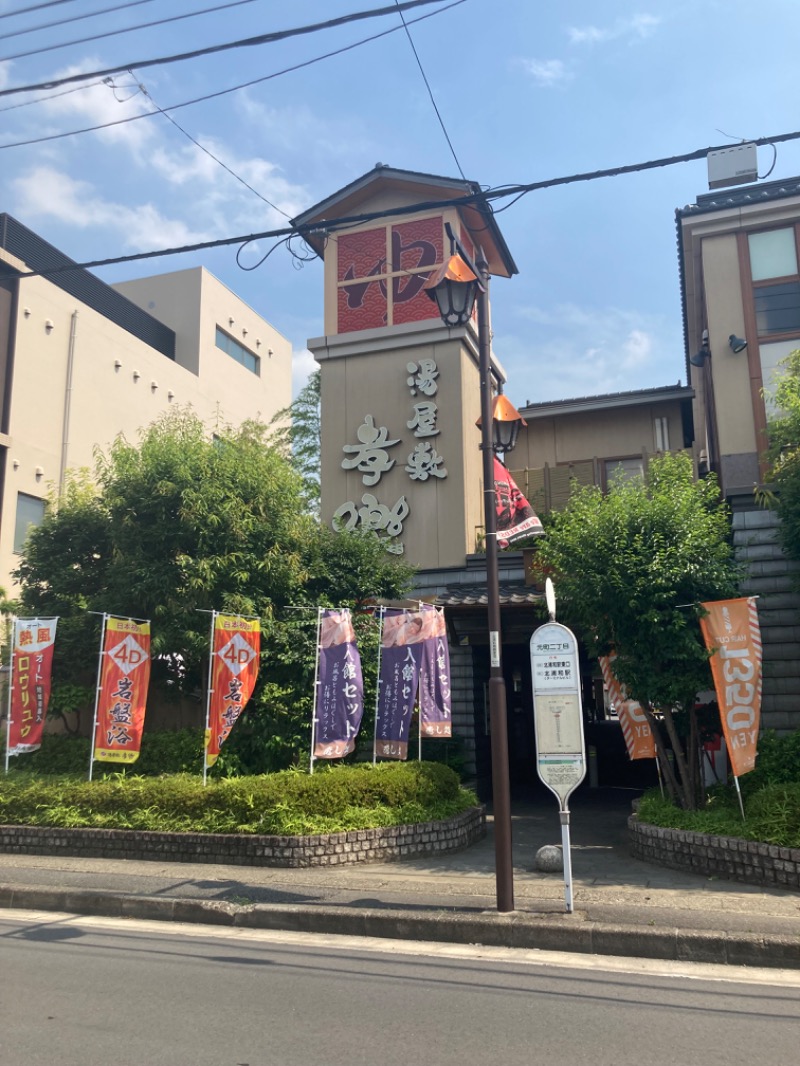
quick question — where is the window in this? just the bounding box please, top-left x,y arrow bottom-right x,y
14,493 -> 45,553
605,458 -> 644,487
215,326 -> 260,375
653,416 -> 670,453
748,227 -> 800,337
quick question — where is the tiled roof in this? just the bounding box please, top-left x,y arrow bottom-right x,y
435,584 -> 543,607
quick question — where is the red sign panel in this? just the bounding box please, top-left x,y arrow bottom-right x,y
205,615 -> 260,767
94,618 -> 151,764
6,618 -> 57,756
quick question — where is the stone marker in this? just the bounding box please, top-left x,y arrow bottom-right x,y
534,844 -> 564,872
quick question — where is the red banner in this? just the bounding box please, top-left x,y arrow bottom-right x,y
6,618 -> 57,756
699,597 -> 762,778
93,617 -> 151,764
598,654 -> 656,760
494,458 -> 544,547
205,615 -> 260,767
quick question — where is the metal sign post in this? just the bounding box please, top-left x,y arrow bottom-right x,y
530,614 -> 587,914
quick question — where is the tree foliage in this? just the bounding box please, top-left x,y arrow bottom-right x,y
765,349 -> 800,564
269,368 -> 320,513
13,409 -> 413,770
533,451 -> 741,809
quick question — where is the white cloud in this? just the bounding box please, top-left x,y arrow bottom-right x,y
518,58 -> 572,88
33,64 -> 155,151
568,14 -> 661,45
292,347 -> 318,399
499,302 -> 677,402
11,166 -> 211,250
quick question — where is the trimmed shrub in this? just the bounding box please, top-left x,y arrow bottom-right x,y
0,762 -> 477,836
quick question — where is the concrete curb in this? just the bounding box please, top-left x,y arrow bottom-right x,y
2,882 -> 799,969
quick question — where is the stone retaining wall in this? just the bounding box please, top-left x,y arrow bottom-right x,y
629,815 -> 800,889
0,806 -> 485,868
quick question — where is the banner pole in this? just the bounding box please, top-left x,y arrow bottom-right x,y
88,613 -> 107,782
373,606 -> 386,765
734,774 -> 746,820
4,616 -> 16,774
202,611 -> 216,787
309,608 -> 323,775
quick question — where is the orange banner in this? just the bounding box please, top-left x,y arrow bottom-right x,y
205,615 -> 260,768
94,617 -> 151,763
598,655 -> 656,760
699,597 -> 762,778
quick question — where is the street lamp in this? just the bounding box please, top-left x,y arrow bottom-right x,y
424,237 -> 523,914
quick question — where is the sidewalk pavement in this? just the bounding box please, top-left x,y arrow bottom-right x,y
2,788 -> 799,968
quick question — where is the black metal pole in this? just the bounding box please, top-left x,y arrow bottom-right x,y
476,249 -> 515,913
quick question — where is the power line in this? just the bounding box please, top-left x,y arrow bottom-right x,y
0,0 -> 456,98
2,0 -> 156,43
0,0 -> 469,150
132,74 -> 294,220
0,77 -> 112,114
7,129 -> 800,281
0,0 -> 262,62
392,0 -> 466,180
0,0 -> 80,20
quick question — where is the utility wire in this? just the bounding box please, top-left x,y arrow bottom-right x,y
393,0 -> 466,180
133,74 -> 294,220
0,0 -> 468,150
0,0 -> 80,19
1,0 -> 262,61
2,0 -> 156,42
7,128 -> 800,281
0,77 -> 112,114
0,0 -> 455,97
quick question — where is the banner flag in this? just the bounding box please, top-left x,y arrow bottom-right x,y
494,457 -> 544,548
205,615 -> 260,768
93,617 -> 151,763
598,654 -> 656,760
375,608 -> 427,759
419,606 -> 452,738
699,597 -> 762,778
314,609 -> 364,759
6,618 -> 58,756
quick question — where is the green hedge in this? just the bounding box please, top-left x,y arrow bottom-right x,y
1,729 -> 205,777
0,762 -> 477,836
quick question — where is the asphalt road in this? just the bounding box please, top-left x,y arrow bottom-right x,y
1,910 -> 798,1066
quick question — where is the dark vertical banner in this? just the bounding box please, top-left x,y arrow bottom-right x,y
419,606 -> 452,738
6,618 -> 58,756
314,609 -> 364,759
494,457 -> 544,548
375,609 -> 425,759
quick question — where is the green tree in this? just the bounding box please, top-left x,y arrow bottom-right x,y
533,451 -> 741,810
765,349 -> 800,563
269,368 -> 320,513
14,408 -> 412,770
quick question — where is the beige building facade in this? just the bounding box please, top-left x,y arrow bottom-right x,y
679,176 -> 800,500
0,215 -> 292,591
295,166 -> 517,572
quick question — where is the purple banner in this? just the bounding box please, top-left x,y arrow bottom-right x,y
314,609 -> 364,759
419,607 -> 452,738
375,609 -> 425,759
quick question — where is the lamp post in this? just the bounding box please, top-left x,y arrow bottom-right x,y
424,238 -> 524,913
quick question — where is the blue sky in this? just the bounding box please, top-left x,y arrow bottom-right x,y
2,0 -> 800,401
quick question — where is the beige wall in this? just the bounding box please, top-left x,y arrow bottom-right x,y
515,399 -> 687,469
1,261 -> 292,591
314,321 -> 486,569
